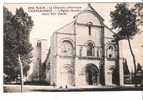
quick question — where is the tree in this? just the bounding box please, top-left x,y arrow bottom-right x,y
110,3 -> 138,86
137,63 -> 142,72
136,63 -> 143,85
4,7 -> 19,81
134,3 -> 143,26
4,7 -> 33,86
123,58 -> 130,75
12,7 -> 33,92
23,65 -> 30,78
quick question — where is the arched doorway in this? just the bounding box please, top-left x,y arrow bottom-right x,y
61,65 -> 74,87
85,64 -> 99,85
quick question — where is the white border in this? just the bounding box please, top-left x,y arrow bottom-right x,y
0,0 -> 143,100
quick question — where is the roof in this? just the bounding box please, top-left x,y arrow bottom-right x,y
54,21 -> 75,34
74,3 -> 104,22
54,3 -> 105,34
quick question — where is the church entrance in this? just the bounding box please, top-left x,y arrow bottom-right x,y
85,64 -> 99,85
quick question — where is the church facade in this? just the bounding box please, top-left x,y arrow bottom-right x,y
40,4 -> 124,88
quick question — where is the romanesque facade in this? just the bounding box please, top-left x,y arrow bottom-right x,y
41,4 -> 124,88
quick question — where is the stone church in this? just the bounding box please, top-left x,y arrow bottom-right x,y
34,4 -> 125,88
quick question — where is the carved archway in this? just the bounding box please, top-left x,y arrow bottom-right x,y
85,64 -> 99,85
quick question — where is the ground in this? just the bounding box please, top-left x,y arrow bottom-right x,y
4,84 -> 54,92
3,84 -> 143,92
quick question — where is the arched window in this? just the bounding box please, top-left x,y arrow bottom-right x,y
108,46 -> 113,58
106,44 -> 116,59
87,22 -> 93,36
87,42 -> 94,56
61,40 -> 73,56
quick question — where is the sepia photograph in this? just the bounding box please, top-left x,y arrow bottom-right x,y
3,2 -> 143,92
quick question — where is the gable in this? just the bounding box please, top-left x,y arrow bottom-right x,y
74,4 -> 104,26
76,11 -> 102,26
54,21 -> 75,34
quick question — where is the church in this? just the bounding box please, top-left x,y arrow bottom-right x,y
34,4 -> 125,88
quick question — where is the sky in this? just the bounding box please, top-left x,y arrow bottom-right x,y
4,3 -> 143,72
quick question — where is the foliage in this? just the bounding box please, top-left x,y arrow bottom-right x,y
134,3 -> 143,26
110,3 -> 137,40
123,58 -> 130,75
110,3 -> 138,86
136,63 -> 142,72
4,7 -> 34,82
